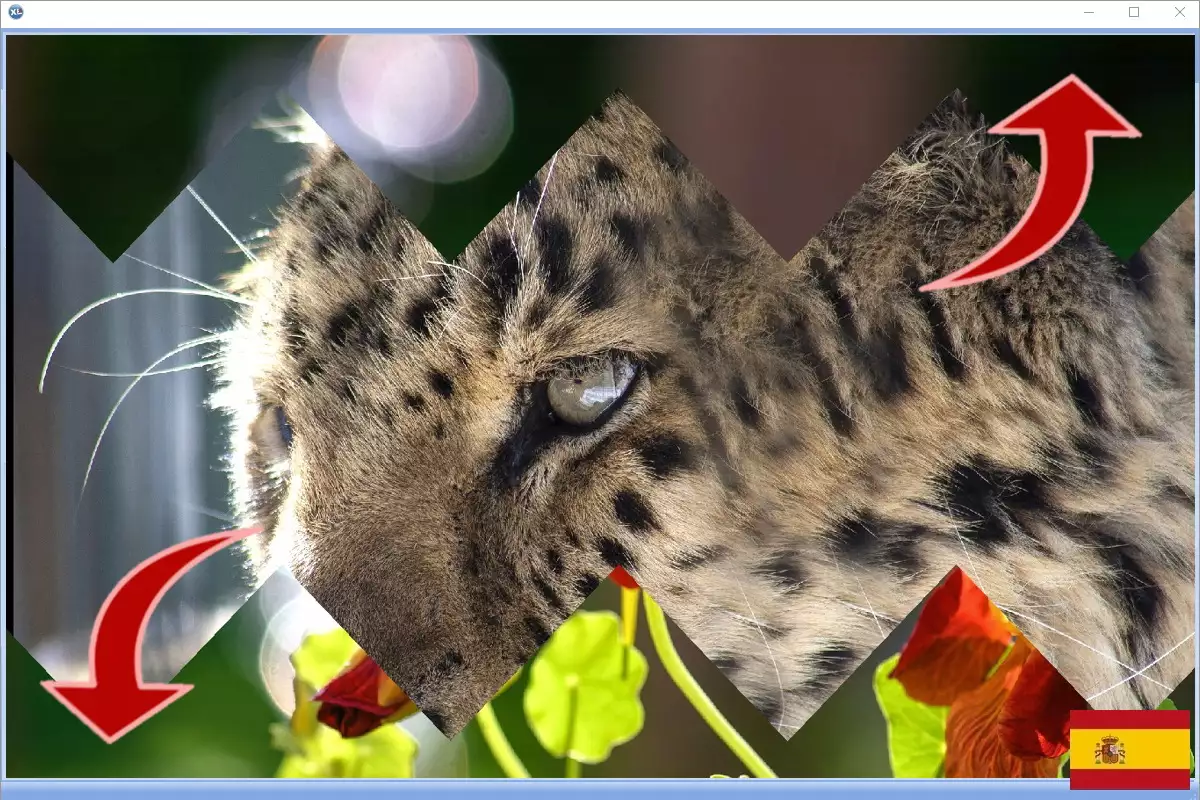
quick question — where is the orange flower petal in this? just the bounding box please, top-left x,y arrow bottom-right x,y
609,566 -> 640,590
998,647 -> 1087,760
890,567 -> 1015,706
376,673 -> 413,708
313,652 -> 417,738
944,637 -> 1060,778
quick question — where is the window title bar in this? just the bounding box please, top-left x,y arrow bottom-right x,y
2,1 -> 1198,32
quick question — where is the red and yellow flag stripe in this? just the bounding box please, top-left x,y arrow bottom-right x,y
1069,710 -> 1192,790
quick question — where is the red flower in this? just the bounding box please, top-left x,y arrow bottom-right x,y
609,566 -> 640,590
944,637 -> 1060,778
999,648 -> 1085,760
891,567 -> 1088,777
890,567 -> 1014,707
313,648 -> 419,738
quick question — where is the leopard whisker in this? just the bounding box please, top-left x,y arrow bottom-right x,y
996,605 -> 1171,690
185,185 -> 259,264
179,501 -> 238,525
840,601 -> 900,625
427,259 -> 489,291
854,577 -> 889,637
510,191 -> 524,281
40,289 -> 242,393
524,149 -> 559,258
732,575 -> 786,732
377,273 -> 445,283
1085,632 -> 1194,702
122,254 -> 245,303
71,333 -> 228,528
57,358 -> 222,379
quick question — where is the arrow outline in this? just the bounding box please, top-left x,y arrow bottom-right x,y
920,74 -> 1142,293
41,527 -> 261,744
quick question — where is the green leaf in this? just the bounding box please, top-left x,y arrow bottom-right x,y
277,726 -> 358,778
291,628 -> 358,689
269,723 -> 305,756
1058,752 -> 1069,778
276,723 -> 418,778
873,653 -> 950,778
351,724 -> 419,777
523,610 -> 648,764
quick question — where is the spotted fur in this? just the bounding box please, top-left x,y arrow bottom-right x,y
216,91 -> 1196,738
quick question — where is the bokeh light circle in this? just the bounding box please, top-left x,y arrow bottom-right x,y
305,35 -> 513,186
336,35 -> 479,153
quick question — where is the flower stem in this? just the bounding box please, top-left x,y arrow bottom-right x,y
643,594 -> 777,779
621,586 -> 641,645
562,679 -> 583,777
620,586 -> 640,678
475,701 -> 531,778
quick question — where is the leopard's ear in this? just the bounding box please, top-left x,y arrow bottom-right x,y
222,257 -> 272,299
254,103 -> 330,148
218,108 -> 335,301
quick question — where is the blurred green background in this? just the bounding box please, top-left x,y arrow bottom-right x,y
6,33 -> 1197,779
7,583 -> 1197,779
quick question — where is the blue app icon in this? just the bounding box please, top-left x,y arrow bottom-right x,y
7,4 -> 23,19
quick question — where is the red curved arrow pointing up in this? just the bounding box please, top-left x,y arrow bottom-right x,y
921,75 -> 1140,292
41,527 -> 261,744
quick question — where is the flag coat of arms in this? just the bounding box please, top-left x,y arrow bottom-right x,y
1069,709 -> 1192,790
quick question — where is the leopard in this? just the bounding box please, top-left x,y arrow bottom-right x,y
214,89 -> 1197,739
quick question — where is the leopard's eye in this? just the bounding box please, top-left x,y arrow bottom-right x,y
252,405 -> 295,465
274,406 -> 294,449
546,356 -> 638,427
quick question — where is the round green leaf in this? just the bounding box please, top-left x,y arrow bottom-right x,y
291,628 -> 358,689
276,723 -> 417,778
873,653 -> 949,778
352,724 -> 419,777
523,610 -> 648,764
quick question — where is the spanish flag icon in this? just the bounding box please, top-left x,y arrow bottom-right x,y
1069,709 -> 1192,790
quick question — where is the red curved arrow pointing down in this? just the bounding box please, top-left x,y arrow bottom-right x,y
921,75 -> 1140,292
41,527 -> 261,744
